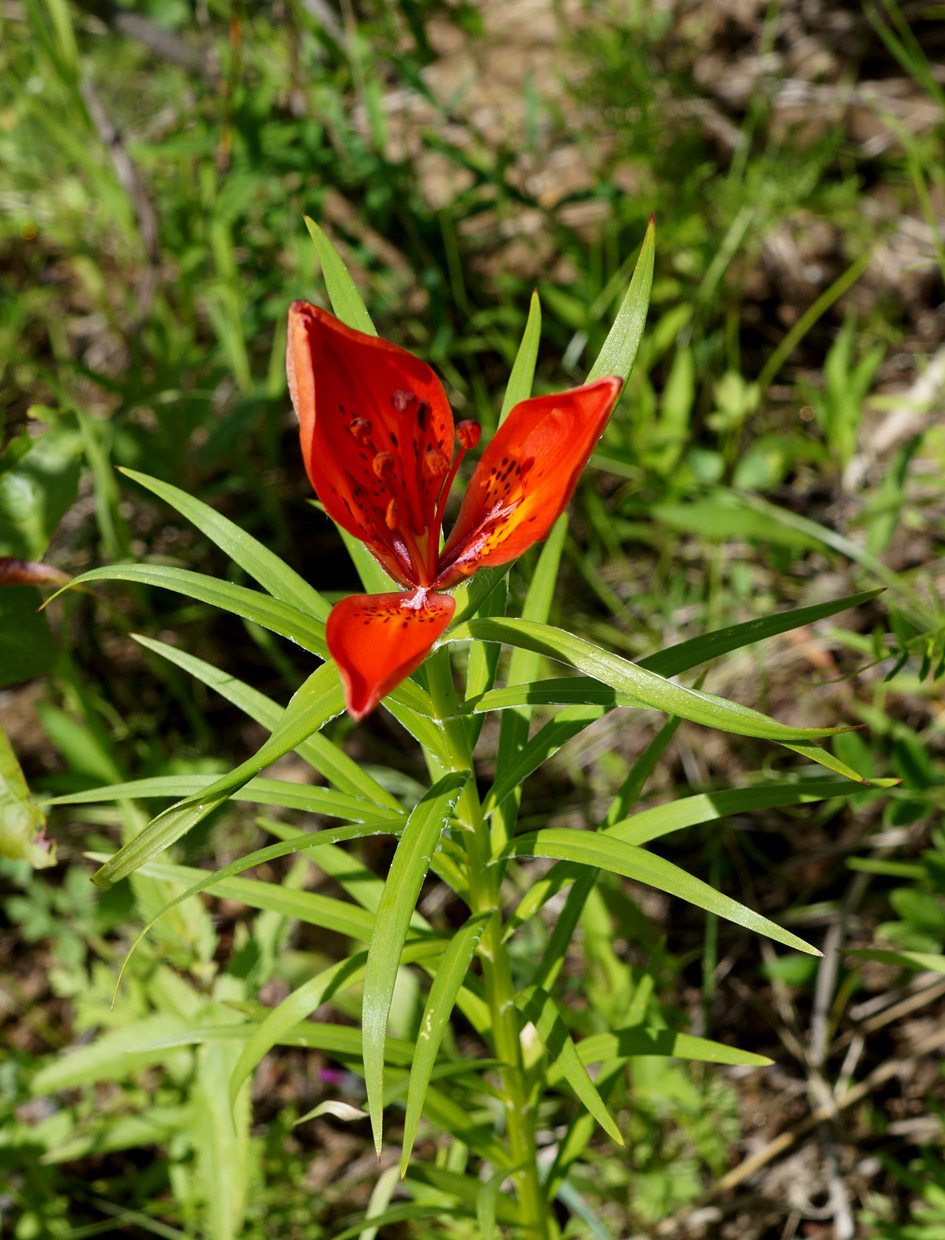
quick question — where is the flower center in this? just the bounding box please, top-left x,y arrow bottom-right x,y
346,392 -> 480,586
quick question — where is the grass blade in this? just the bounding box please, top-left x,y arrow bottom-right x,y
586,215 -> 655,384
304,216 -> 376,336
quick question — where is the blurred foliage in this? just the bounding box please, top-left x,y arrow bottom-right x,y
2,0 -> 945,1236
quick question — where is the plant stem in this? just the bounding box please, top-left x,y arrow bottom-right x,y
425,649 -> 549,1239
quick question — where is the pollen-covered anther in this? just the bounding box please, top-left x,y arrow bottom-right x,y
384,498 -> 399,530
391,389 -> 418,414
372,451 -> 395,480
350,418 -> 373,445
456,420 -> 481,450
422,450 -> 449,479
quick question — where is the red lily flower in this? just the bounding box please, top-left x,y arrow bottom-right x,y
287,301 -> 622,719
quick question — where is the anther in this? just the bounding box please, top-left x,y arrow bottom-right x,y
391,389 -> 418,414
422,449 -> 449,479
456,420 -> 481,450
372,451 -> 395,480
350,418 -> 373,445
385,498 -> 399,530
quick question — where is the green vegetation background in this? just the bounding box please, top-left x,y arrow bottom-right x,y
2,1 -> 945,1237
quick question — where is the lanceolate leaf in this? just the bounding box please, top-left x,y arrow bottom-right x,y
52,563 -> 328,658
517,987 -> 623,1144
448,618 -> 846,743
587,215 -> 655,386
131,634 -> 400,810
47,775 -> 405,823
401,912 -> 491,1173
304,216 -> 377,336
228,939 -> 446,1109
504,828 -> 820,955
119,469 -> 331,621
92,663 -> 345,886
639,588 -> 884,679
547,1027 -> 773,1077
499,290 -> 542,422
483,706 -> 604,818
363,773 -> 468,1155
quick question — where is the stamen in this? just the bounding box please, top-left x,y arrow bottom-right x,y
350,418 -> 373,445
372,451 -> 395,480
422,450 -> 449,479
385,498 -> 399,530
456,420 -> 481,450
391,389 -> 419,415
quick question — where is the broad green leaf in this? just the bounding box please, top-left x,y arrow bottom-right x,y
0,586 -> 58,689
0,416 -> 81,560
53,563 -> 328,657
401,912 -> 491,1172
0,720 -> 55,867
640,588 -> 884,678
92,663 -> 345,886
518,986 -> 623,1144
194,1041 -> 251,1240
363,772 -> 468,1154
120,469 -> 330,621
587,215 -> 655,384
503,828 -> 820,955
548,1027 -> 772,1077
49,775 -> 404,824
448,618 -> 846,742
499,290 -> 541,422
31,1014 -> 191,1092
131,633 -> 400,810
304,216 -> 377,335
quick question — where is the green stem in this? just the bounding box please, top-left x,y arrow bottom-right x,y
425,648 -> 549,1239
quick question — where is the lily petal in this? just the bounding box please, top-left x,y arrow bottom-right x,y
434,376 -> 622,587
287,302 -> 455,587
326,590 -> 456,720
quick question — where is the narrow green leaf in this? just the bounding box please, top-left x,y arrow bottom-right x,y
492,515 -> 570,849
483,706 -> 604,818
640,588 -> 884,678
227,939 -> 446,1109
448,618 -> 847,742
504,828 -> 820,955
586,215 -> 655,384
499,290 -> 541,422
401,912 -> 491,1173
518,987 -> 623,1144
611,779 -> 868,846
92,663 -> 345,886
48,775 -> 404,823
131,634 -> 401,810
120,469 -> 330,621
476,1167 -> 505,1240
557,1026 -> 773,1071
363,773 -> 468,1154
87,852 -> 380,940
329,1205 -> 476,1240
466,677 -> 641,713
304,217 -> 377,335
847,948 -> 945,975
404,1166 -> 521,1225
53,563 -> 328,657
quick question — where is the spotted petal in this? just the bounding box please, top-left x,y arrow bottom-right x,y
287,302 -> 455,587
326,590 -> 456,720
434,377 -> 622,588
